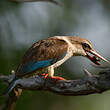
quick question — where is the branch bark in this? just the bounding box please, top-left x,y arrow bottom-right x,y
1,68 -> 110,95
1,89 -> 22,110
1,68 -> 110,110
0,74 -> 22,110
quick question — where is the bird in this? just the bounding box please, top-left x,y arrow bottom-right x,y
3,36 -> 109,95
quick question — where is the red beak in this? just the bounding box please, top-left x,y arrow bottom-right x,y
86,49 -> 110,65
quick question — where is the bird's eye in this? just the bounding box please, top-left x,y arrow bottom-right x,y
82,43 -> 91,49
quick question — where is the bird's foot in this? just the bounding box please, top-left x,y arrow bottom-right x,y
40,73 -> 65,82
50,76 -> 65,80
40,73 -> 49,79
49,76 -> 65,83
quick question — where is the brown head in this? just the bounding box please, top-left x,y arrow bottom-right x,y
67,36 -> 109,65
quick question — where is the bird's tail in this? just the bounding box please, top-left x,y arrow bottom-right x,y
3,78 -> 19,95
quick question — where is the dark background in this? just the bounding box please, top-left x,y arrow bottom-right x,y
0,0 -> 110,110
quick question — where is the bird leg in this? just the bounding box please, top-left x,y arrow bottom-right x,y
48,65 -> 65,81
48,65 -> 54,77
40,66 -> 65,81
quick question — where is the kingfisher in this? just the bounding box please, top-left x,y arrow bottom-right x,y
3,36 -> 109,95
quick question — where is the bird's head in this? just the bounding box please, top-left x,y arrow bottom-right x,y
68,36 -> 109,65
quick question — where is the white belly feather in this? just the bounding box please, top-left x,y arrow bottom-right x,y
48,36 -> 75,77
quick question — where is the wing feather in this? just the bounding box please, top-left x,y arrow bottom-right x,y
16,37 -> 68,77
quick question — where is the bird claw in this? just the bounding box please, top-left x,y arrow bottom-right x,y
50,76 -> 65,80
49,76 -> 65,83
40,73 -> 65,82
40,73 -> 49,79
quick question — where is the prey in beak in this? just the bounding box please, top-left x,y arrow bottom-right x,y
81,42 -> 110,65
86,49 -> 110,65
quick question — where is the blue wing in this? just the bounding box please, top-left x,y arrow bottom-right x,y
16,52 -> 66,76
18,59 -> 54,74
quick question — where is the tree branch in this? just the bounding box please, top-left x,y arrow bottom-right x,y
1,68 -> 110,110
1,68 -> 110,96
1,89 -> 22,110
0,74 -> 22,110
